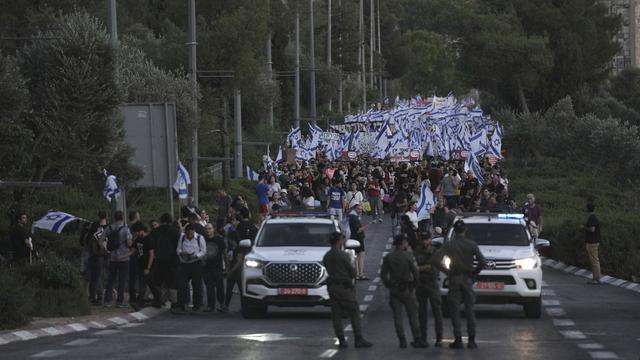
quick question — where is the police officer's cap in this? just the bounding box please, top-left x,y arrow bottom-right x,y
393,234 -> 407,245
453,220 -> 466,234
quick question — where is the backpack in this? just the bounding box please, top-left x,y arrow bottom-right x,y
106,225 -> 125,252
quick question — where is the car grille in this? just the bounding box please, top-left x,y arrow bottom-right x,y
474,258 -> 516,270
264,262 -> 323,285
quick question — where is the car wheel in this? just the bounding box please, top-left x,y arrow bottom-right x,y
241,296 -> 267,319
523,296 -> 542,319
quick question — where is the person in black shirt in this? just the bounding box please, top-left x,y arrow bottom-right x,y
236,208 -> 258,243
585,203 -> 602,285
131,223 -> 161,309
85,211 -> 108,305
151,213 -> 181,308
10,212 -> 32,265
203,223 -> 228,312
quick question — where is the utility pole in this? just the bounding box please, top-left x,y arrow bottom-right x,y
309,0 -> 317,123
106,0 -> 117,40
234,90 -> 243,178
338,0 -> 343,114
327,0 -> 332,113
187,0 -> 199,204
377,0 -> 383,106
294,10 -> 301,129
359,0 -> 366,112
369,0 -> 374,89
267,0 -> 274,127
222,98 -> 231,190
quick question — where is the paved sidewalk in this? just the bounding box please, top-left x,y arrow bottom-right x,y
0,305 -> 167,346
541,257 -> 640,294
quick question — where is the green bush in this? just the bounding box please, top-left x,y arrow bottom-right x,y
23,257 -> 89,317
0,268 -> 36,330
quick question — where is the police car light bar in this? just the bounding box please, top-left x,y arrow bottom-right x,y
497,214 -> 525,219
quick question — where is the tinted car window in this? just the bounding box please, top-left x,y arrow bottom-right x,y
257,223 -> 335,247
452,223 -> 529,246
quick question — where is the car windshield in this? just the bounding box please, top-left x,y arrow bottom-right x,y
257,223 -> 336,247
452,223 -> 530,246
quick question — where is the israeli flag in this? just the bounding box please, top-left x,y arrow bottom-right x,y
416,182 -> 436,221
275,145 -> 283,165
470,128 -> 487,156
246,166 -> 260,181
464,153 -> 486,185
173,162 -> 191,200
489,122 -> 503,159
287,127 -> 302,149
103,170 -> 120,203
32,210 -> 84,234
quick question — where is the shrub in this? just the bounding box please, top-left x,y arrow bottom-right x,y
23,257 -> 89,317
0,268 -> 36,330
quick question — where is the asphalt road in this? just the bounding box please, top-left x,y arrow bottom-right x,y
2,214 -> 639,360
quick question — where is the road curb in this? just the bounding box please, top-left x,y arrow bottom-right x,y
541,257 -> 640,294
0,306 -> 167,347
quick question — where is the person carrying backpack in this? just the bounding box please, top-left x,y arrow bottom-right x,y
85,211 -> 108,305
102,211 -> 132,307
203,223 -> 228,312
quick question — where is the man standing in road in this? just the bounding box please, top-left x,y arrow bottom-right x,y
348,204 -> 369,280
524,193 -> 543,237
103,211 -> 133,308
413,231 -> 443,347
256,175 -> 270,221
585,202 -> 602,285
151,213 -> 181,308
381,234 -> 427,349
438,220 -> 486,349
328,179 -> 346,221
174,224 -> 206,314
322,233 -> 373,349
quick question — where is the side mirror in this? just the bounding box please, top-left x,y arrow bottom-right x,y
238,239 -> 252,248
431,237 -> 444,248
345,239 -> 361,249
535,238 -> 550,248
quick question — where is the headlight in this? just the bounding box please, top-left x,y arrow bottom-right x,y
245,258 -> 264,269
515,257 -> 538,270
442,256 -> 451,270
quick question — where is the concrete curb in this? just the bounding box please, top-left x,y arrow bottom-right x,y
0,306 -> 167,347
541,257 -> 640,294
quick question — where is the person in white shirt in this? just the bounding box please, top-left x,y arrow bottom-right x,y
267,176 -> 282,198
346,183 -> 364,209
405,201 -> 419,229
174,224 -> 206,313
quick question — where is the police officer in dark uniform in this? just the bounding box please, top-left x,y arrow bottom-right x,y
381,234 -> 428,349
413,231 -> 443,347
438,220 -> 486,349
322,233 -> 373,349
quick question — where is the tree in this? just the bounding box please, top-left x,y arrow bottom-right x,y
610,68 -> 640,114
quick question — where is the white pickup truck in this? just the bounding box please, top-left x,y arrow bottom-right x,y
239,216 -> 359,318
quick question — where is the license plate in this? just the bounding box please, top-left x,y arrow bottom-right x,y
475,282 -> 504,290
278,288 -> 308,295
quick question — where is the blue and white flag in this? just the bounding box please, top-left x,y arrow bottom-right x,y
470,128 -> 487,157
287,127 -> 302,149
275,145 -> 283,165
246,166 -> 260,181
103,169 -> 120,203
416,182 -> 436,221
32,211 -> 85,234
488,122 -> 503,159
173,162 -> 191,200
464,154 -> 485,186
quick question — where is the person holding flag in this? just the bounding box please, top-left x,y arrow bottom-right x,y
174,162 -> 191,200
10,212 -> 32,265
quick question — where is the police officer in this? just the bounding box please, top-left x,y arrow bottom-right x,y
381,234 -> 427,349
438,220 -> 486,349
414,231 -> 443,347
322,233 -> 373,349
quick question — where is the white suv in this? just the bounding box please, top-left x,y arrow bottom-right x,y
239,216 -> 359,318
434,213 -> 550,318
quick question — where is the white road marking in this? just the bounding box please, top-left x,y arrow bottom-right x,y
589,351 -> 619,359
88,321 -> 107,329
574,269 -> 588,276
13,331 -> 37,340
64,338 -> 98,346
368,285 -> 377,291
611,279 -> 625,286
541,289 -> 556,296
363,295 -> 374,302
359,304 -> 369,312
94,329 -> 122,336
379,259 -> 384,266
373,277 -> 381,283
108,317 -> 129,325
385,244 -> 392,250
41,328 -> 62,336
578,343 -> 604,350
319,349 -> 338,358
552,262 -> 567,270
559,330 -> 586,339
382,251 -> 389,256
387,238 -> 393,243
136,333 -> 300,341
624,283 -> 638,290
564,265 -> 577,273
545,307 -> 566,317
32,350 -> 68,358
129,312 -> 149,320
119,323 -> 143,328
68,323 -> 88,332
600,275 -> 613,283
552,319 -> 575,327
542,299 -> 560,306
0,337 -> 8,345
343,325 -> 352,332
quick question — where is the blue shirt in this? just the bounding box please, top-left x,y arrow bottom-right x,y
256,183 -> 270,206
328,187 -> 344,209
